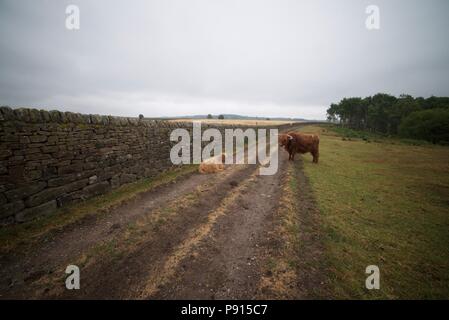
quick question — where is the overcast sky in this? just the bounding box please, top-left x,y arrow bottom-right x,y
0,0 -> 448,119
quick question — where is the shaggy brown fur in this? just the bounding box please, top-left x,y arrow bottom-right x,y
198,153 -> 226,174
278,132 -> 320,163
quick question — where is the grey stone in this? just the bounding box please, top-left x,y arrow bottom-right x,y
29,135 -> 47,143
0,149 -> 13,159
0,134 -> 19,142
0,106 -> 15,121
40,110 -> 51,122
8,166 -> 25,181
49,110 -> 62,122
90,114 -> 102,124
14,108 -> 31,122
111,175 -> 121,189
0,200 -> 25,219
0,193 -> 6,205
83,181 -> 110,197
47,136 -> 59,144
88,175 -> 98,184
58,163 -> 83,175
41,145 -> 59,153
4,182 -> 47,202
120,173 -> 137,184
15,200 -> 57,222
25,186 -> 65,207
64,179 -> 89,194
19,136 -> 30,144
48,174 -> 78,187
29,109 -> 42,123
0,215 -> 15,226
26,170 -> 43,181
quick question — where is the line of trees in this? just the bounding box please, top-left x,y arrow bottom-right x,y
327,94 -> 449,144
207,114 -> 224,119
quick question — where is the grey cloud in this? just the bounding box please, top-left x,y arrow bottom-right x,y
0,0 -> 448,119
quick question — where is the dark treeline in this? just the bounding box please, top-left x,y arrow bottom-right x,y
326,94 -> 449,144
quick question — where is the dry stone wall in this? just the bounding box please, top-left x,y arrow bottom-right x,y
0,106 -> 296,225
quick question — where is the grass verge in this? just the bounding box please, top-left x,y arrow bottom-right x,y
258,162 -> 301,298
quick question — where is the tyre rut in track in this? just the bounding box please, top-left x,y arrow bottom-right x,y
56,164 -> 260,299
149,152 -> 290,299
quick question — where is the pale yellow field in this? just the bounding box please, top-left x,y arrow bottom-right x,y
168,118 -> 301,126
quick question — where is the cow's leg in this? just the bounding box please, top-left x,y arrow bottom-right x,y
312,150 -> 319,163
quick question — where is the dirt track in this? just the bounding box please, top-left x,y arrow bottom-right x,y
0,139 -> 326,299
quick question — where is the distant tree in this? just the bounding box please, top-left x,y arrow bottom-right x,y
339,97 -> 365,129
266,118 -> 270,121
399,108 -> 449,144
326,103 -> 339,123
138,114 -> 144,120
367,93 -> 397,133
218,114 -> 224,119
421,96 -> 449,110
386,95 -> 420,134
207,114 -> 213,119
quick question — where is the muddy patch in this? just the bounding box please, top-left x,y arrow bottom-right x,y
150,153 -> 289,299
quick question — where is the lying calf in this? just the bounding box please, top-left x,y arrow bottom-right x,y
199,153 -> 227,173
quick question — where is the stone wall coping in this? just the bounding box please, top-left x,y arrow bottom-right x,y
0,106 -> 291,129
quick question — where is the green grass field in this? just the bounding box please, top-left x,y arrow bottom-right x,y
299,125 -> 449,299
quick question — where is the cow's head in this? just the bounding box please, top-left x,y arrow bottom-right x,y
278,134 -> 293,147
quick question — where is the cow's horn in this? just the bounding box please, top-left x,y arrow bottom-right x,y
287,134 -> 293,140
